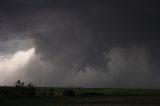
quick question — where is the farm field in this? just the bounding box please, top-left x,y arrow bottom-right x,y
1,87 -> 160,106
1,96 -> 160,106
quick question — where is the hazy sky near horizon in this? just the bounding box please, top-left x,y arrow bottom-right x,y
0,0 -> 160,88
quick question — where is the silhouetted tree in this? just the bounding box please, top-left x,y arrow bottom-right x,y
14,80 -> 36,96
20,82 -> 24,88
15,80 -> 21,88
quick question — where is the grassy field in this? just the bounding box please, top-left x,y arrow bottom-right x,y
35,87 -> 160,96
1,87 -> 160,106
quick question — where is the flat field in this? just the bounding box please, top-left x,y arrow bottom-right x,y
1,87 -> 160,106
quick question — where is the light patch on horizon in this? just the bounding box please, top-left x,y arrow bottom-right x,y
0,48 -> 35,84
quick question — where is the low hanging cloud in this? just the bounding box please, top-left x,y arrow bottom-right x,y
7,46 -> 156,88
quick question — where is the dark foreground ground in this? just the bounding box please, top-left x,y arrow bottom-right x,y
1,87 -> 160,106
1,96 -> 160,106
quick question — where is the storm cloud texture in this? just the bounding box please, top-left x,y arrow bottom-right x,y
0,0 -> 160,88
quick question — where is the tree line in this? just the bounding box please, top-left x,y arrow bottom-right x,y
0,80 -> 36,97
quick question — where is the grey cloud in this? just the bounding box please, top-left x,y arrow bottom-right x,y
0,0 -> 160,88
12,46 -> 157,88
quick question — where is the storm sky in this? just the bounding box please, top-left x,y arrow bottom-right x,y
0,0 -> 160,88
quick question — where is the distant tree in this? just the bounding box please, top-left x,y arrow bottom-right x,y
15,80 -> 21,88
27,82 -> 36,96
14,80 -> 36,96
20,82 -> 24,87
27,82 -> 33,88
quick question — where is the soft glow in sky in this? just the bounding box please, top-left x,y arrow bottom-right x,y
0,48 -> 35,84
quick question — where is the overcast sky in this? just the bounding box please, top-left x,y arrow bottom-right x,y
0,0 -> 160,88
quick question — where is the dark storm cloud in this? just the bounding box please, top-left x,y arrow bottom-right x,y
0,0 -> 160,88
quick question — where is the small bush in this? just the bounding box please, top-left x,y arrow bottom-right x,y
63,90 -> 75,96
